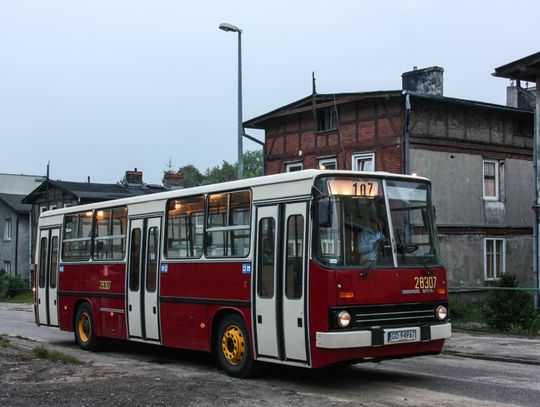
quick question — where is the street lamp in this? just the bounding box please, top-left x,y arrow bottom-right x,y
219,22 -> 244,180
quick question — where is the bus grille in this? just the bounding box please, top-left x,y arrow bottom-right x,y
330,302 -> 447,330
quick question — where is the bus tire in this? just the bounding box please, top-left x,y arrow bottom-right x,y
216,314 -> 256,378
74,303 -> 102,351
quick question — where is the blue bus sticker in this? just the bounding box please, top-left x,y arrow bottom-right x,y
161,264 -> 168,273
59,265 -> 64,273
242,263 -> 252,274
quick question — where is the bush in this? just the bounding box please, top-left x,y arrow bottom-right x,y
0,270 -> 28,299
483,273 -> 536,333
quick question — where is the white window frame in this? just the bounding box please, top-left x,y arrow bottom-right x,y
318,156 -> 337,170
3,261 -> 11,274
483,160 -> 499,201
483,238 -> 505,281
352,152 -> 375,172
285,162 -> 303,172
39,205 -> 47,214
4,218 -> 12,241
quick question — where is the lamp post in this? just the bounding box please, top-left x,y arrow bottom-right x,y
219,22 -> 244,180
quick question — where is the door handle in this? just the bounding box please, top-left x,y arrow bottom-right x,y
297,318 -> 303,328
257,315 -> 262,324
54,300 -> 56,306
153,306 -> 156,314
129,304 -> 132,312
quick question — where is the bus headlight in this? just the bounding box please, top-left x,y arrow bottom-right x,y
436,305 -> 448,321
337,310 -> 351,328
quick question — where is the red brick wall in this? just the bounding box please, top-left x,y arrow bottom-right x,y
264,96 -> 404,174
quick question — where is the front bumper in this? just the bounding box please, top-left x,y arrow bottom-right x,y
316,322 -> 451,349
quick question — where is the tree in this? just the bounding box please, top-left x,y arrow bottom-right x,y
178,164 -> 204,188
204,160 -> 237,185
243,149 -> 263,179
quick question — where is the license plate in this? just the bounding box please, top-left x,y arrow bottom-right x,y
385,328 -> 419,344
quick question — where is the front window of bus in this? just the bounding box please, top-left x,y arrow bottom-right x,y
314,176 -> 440,268
386,180 -> 440,266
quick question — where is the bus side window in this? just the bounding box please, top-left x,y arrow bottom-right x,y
257,217 -> 275,298
129,228 -> 142,291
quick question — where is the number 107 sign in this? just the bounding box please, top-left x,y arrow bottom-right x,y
328,179 -> 380,197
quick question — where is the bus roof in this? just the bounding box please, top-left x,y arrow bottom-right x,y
39,169 -> 429,218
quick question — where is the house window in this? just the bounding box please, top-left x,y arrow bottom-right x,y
3,261 -> 11,274
483,160 -> 499,200
285,162 -> 303,172
352,153 -> 375,171
316,107 -> 338,131
39,206 -> 47,214
484,238 -> 505,280
4,219 -> 12,241
318,157 -> 337,170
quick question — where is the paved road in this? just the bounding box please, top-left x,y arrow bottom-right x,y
1,302 -> 539,406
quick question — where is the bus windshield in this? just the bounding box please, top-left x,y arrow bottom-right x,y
314,176 -> 441,268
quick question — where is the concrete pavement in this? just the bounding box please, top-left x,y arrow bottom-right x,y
444,330 -> 540,365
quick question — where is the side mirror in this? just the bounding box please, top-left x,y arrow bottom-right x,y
317,197 -> 333,228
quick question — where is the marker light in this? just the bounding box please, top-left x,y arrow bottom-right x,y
337,310 -> 351,328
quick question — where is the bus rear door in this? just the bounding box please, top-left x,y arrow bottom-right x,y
36,228 -> 60,326
254,202 -> 308,364
127,217 -> 161,342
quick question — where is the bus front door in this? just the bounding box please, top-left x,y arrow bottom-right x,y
254,202 -> 308,364
127,217 -> 161,342
36,228 -> 60,327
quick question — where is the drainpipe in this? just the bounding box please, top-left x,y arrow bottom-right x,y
534,83 -> 540,312
403,92 -> 411,174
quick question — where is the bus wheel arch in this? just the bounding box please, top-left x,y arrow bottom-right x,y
74,301 -> 103,351
213,311 -> 257,378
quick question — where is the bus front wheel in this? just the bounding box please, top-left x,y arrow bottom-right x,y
216,314 -> 256,378
74,303 -> 102,351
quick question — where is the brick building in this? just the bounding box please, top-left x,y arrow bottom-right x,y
245,67 -> 535,287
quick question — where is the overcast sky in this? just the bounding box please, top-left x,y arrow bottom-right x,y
0,1 -> 538,185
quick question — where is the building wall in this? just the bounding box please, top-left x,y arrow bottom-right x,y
0,205 -> 31,281
439,234 -> 533,287
410,149 -> 534,227
264,97 -> 404,174
411,148 -> 533,287
0,204 -> 16,272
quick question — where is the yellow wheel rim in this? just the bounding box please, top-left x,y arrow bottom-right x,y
78,312 -> 91,344
221,324 -> 245,365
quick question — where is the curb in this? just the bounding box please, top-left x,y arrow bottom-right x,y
442,349 -> 540,366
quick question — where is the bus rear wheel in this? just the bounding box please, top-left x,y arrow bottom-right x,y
74,303 -> 102,351
216,314 -> 256,378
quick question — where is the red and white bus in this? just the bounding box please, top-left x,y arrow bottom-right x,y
34,170 -> 450,377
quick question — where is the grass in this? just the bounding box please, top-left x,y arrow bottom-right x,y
0,291 -> 34,304
0,334 -> 10,348
31,345 -> 83,364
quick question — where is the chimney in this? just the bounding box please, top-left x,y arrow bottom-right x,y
506,80 -> 536,110
163,172 -> 184,190
125,168 -> 143,185
402,66 -> 444,96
